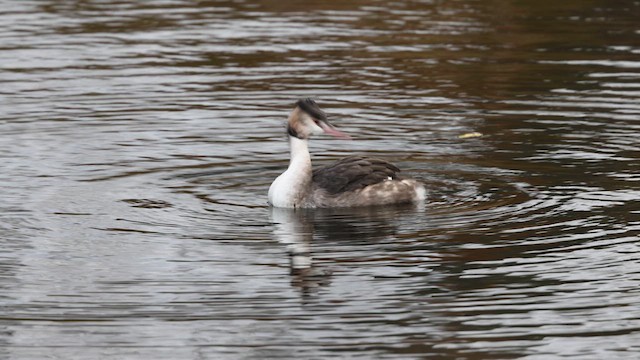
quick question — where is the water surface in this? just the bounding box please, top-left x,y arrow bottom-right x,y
1,0 -> 640,359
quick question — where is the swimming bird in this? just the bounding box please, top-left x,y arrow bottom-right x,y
268,98 -> 426,208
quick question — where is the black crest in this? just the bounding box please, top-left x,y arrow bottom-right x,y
296,98 -> 327,121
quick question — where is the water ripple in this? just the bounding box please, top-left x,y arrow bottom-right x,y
1,0 -> 640,359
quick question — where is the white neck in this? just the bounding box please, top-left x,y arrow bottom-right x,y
288,136 -> 311,170
268,136 -> 313,208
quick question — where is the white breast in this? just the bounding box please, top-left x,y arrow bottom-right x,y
268,171 -> 298,208
268,136 -> 312,208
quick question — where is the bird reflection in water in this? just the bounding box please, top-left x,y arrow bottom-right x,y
270,207 -> 332,297
270,204 -> 424,298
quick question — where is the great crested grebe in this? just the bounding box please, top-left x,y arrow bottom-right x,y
268,98 -> 426,208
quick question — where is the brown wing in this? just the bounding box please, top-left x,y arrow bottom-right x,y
312,155 -> 401,195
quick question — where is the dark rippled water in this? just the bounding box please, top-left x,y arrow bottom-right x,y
2,1 -> 640,359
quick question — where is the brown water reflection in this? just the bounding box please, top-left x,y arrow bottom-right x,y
1,0 -> 640,359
